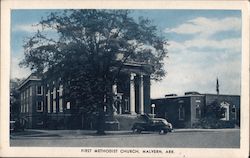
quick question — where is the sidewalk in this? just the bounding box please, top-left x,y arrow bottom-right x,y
173,128 -> 239,133
10,128 -> 239,139
11,129 -> 133,139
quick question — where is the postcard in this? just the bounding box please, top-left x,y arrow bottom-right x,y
1,0 -> 249,157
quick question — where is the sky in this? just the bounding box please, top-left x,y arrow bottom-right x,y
11,9 -> 242,98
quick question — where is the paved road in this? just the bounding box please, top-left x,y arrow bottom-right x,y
10,129 -> 240,148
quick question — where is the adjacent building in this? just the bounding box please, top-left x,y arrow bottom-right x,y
151,92 -> 240,128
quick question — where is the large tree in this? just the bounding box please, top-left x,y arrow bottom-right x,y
10,78 -> 23,121
20,10 -> 168,134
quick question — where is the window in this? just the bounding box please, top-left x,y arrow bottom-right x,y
20,93 -> 23,102
21,103 -> 23,113
37,101 -> 43,112
37,86 -> 43,95
66,102 -> 70,109
178,105 -> 185,120
24,103 -> 27,113
30,86 -> 32,96
23,103 -> 25,113
26,103 -> 29,113
196,105 -> 201,119
27,89 -> 29,98
220,101 -> 230,121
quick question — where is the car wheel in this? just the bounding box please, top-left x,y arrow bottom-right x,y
133,128 -> 141,134
159,129 -> 166,135
133,128 -> 137,133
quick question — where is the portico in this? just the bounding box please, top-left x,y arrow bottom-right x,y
112,62 -> 151,116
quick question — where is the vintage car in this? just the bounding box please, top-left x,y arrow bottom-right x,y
132,114 -> 173,134
10,119 -> 25,132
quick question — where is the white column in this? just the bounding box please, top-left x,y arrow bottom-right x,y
139,75 -> 144,114
47,90 -> 51,113
58,85 -> 63,112
112,83 -> 117,95
112,83 -> 118,115
130,73 -> 136,115
52,87 -> 56,113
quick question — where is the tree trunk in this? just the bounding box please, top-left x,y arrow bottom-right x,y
96,103 -> 106,135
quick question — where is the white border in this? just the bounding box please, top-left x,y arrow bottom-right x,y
1,0 -> 249,157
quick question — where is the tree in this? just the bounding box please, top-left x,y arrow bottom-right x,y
10,78 -> 23,120
20,10 -> 168,134
193,100 -> 228,129
205,100 -> 226,119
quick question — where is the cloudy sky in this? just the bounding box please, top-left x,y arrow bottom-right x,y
11,10 -> 242,98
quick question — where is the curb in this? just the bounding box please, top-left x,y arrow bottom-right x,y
10,128 -> 239,139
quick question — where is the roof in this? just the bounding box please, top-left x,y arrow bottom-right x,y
203,93 -> 240,97
152,93 -> 240,101
111,61 -> 153,75
152,94 -> 204,100
18,74 -> 41,90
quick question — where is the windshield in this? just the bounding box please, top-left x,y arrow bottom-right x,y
152,118 -> 169,125
161,119 -> 169,125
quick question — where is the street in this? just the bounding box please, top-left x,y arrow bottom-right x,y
10,129 -> 240,148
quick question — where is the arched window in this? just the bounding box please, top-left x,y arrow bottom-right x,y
196,105 -> 201,119
220,101 -> 230,121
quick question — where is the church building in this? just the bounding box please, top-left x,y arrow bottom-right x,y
18,62 -> 152,130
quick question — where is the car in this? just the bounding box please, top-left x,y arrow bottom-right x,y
10,121 -> 16,132
132,114 -> 173,134
10,119 -> 25,132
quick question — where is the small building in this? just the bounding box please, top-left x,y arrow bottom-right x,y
151,92 -> 240,128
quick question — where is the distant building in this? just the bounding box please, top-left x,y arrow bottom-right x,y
17,62 -> 152,130
151,92 -> 240,128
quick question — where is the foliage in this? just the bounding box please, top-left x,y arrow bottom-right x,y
20,10 -> 168,134
10,78 -> 23,120
193,100 -> 233,129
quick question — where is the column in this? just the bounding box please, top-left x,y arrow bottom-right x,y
112,83 -> 118,115
58,85 -> 63,112
130,73 -> 136,115
52,87 -> 56,113
112,83 -> 117,95
139,74 -> 144,114
46,90 -> 51,113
